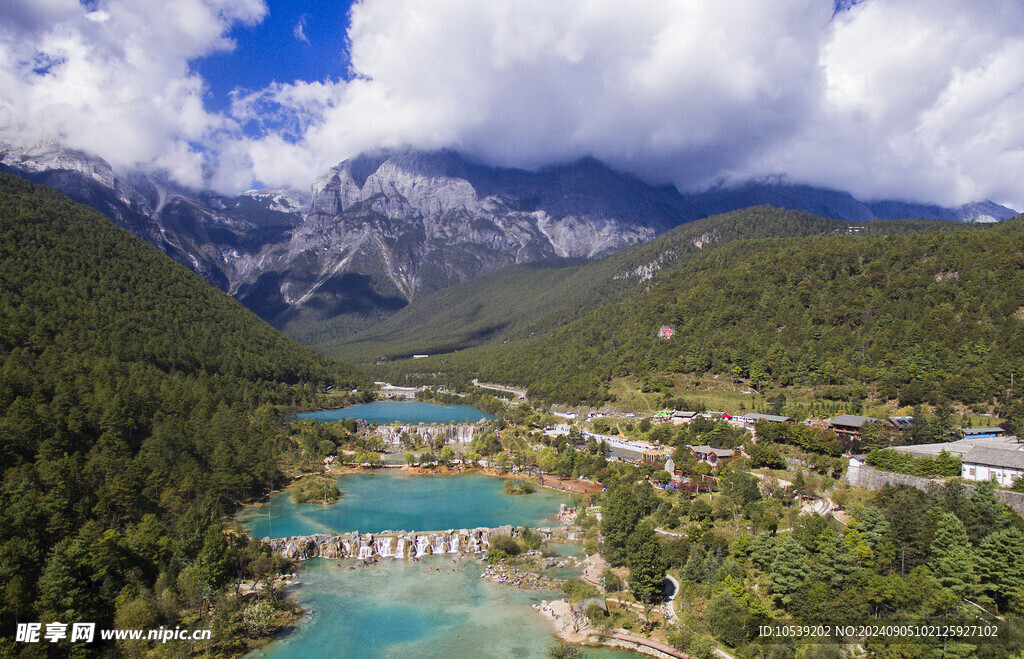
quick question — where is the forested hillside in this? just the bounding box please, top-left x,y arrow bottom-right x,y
473,221 -> 1024,405
0,173 -> 368,653
324,207 -> 895,363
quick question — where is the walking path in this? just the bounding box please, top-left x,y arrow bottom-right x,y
748,470 -> 840,523
609,632 -> 690,658
536,473 -> 604,495
535,595 -> 690,659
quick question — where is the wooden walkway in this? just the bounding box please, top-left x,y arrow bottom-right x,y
610,632 -> 690,658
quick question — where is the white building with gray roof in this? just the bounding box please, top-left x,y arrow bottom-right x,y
961,445 -> 1024,486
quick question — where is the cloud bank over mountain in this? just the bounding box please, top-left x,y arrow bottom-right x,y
1,0 -> 1022,208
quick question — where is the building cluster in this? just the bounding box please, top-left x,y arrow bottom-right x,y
884,426 -> 1023,486
553,404 -> 1021,490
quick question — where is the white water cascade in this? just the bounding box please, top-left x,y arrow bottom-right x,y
264,527 -> 572,561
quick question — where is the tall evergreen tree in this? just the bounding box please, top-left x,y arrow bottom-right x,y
975,527 -> 1024,611
600,485 -> 643,565
769,536 -> 810,607
626,520 -> 665,604
928,512 -> 979,599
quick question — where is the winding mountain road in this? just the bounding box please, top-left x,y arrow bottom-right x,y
471,378 -> 527,399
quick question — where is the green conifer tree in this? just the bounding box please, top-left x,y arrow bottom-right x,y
928,511 -> 978,599
626,520 -> 665,604
769,535 -> 810,606
975,527 -> 1024,611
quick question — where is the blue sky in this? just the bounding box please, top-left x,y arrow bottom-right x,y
193,0 -> 355,116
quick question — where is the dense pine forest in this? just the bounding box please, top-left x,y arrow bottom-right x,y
457,218 -> 1024,407
0,173 -> 369,655
595,469 -> 1024,658
323,207 -> 873,363
346,207 -> 1023,413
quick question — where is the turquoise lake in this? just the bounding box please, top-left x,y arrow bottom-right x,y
246,558 -> 640,659
239,472 -> 570,539
240,473 -> 642,658
293,400 -> 495,425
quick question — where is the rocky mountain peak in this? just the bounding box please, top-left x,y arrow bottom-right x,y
1,141 -> 1018,347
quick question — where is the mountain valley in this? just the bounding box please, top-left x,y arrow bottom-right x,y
3,142 -> 1017,349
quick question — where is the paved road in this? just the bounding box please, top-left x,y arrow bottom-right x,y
663,574 -> 680,623
471,378 -> 527,399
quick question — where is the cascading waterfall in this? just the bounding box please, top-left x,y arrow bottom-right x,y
375,422 -> 483,446
264,526 -> 570,561
455,425 -> 475,443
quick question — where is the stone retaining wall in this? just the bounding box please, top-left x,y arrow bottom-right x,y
845,462 -> 1024,514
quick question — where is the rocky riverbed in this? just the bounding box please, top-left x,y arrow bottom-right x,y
481,551 -> 583,590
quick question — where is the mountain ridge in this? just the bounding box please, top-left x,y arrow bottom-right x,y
357,214 -> 1024,407
1,141 -> 1017,347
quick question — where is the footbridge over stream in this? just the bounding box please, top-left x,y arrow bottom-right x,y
266,525 -> 577,561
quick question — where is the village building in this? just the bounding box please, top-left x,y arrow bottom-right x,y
671,410 -> 699,425
828,414 -> 880,443
744,413 -> 793,426
960,446 -> 1024,486
688,445 -> 735,466
961,426 -> 1006,439
891,433 -> 1021,459
657,325 -> 675,339
886,416 -> 914,431
641,447 -> 672,465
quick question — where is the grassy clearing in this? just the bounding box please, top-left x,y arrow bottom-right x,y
610,374 -> 917,421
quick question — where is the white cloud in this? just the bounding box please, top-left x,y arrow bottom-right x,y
238,0 -> 833,193
0,0 -> 265,188
293,15 -> 309,43
756,0 -> 1024,206
1,0 -> 1023,208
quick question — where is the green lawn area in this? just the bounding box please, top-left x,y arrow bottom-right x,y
610,374 -> 910,420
